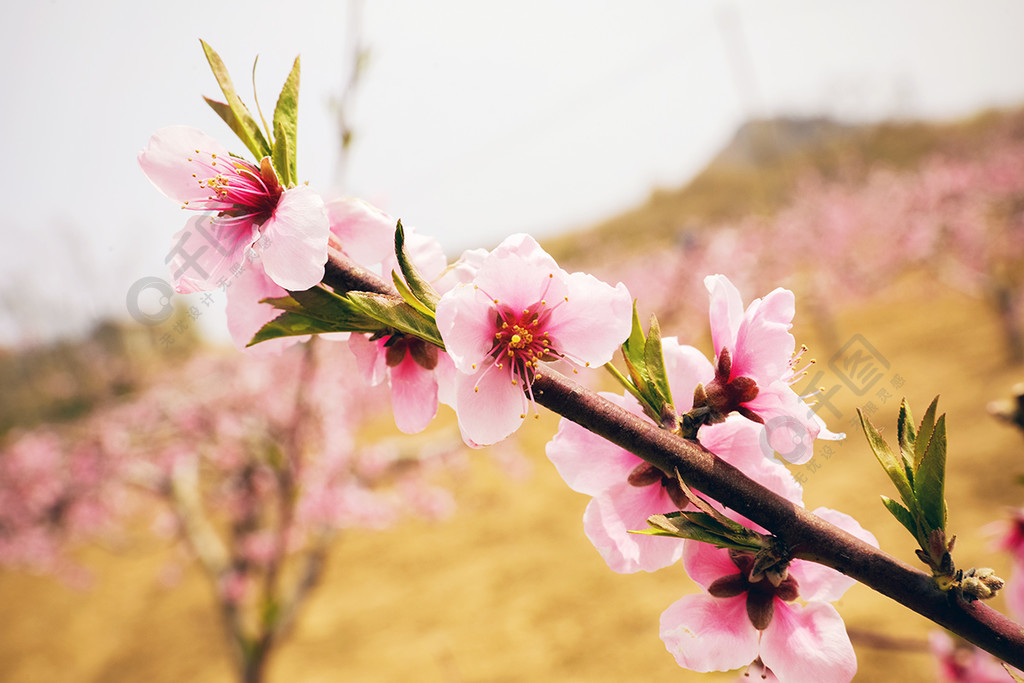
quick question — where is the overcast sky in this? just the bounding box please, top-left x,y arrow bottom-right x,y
3,0 -> 1024,345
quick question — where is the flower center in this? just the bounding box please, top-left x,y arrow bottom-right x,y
184,152 -> 282,223
706,551 -> 800,631
492,305 -> 551,383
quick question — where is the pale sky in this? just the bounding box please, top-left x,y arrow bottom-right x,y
2,0 -> 1023,345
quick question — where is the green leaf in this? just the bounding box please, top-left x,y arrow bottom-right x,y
913,396 -> 940,473
392,270 -> 435,319
346,292 -> 445,349
200,40 -> 272,160
914,413 -> 947,533
896,398 -> 917,484
634,513 -> 762,552
620,302 -> 646,389
271,55 -> 300,187
394,220 -> 440,310
643,315 -> 673,408
881,496 -> 919,539
249,311 -> 341,345
248,289 -> 386,346
1002,664 -> 1024,683
859,409 -> 917,512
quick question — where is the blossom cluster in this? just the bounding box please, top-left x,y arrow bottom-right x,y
131,104 -> 880,679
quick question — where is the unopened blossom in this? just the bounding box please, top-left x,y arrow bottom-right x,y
139,125 -> 329,293
703,274 -> 841,464
547,338 -> 803,573
660,508 -> 876,682
436,233 -> 632,446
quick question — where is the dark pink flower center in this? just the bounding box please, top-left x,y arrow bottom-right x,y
184,151 -> 282,224
706,550 -> 799,631
627,461 -> 689,508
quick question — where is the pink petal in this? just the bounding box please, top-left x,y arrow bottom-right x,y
700,417 -> 804,503
660,593 -> 760,673
138,126 -> 231,204
260,186 -> 329,291
760,602 -> 857,683
545,272 -> 632,367
453,364 -> 527,446
434,352 -> 457,409
705,274 -> 745,359
167,214 -> 256,294
472,234 -> 567,310
347,334 -> 387,386
746,384 -> 822,465
732,287 -> 796,382
389,353 -> 439,434
790,508 -> 878,602
661,339 -> 715,412
326,198 -> 397,266
224,264 -> 303,355
435,283 -> 501,373
583,481 -> 685,573
682,539 -> 744,591
546,393 -> 644,495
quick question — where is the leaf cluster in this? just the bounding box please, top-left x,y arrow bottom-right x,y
616,309 -> 675,428
200,40 -> 301,188
249,223 -> 444,350
860,397 -> 953,581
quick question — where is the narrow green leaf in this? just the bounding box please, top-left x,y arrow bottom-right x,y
896,398 -> 917,484
914,413 -> 947,533
394,220 -> 441,310
881,496 -> 919,539
392,270 -> 435,319
913,396 -> 940,472
1002,664 -> 1024,683
859,409 -> 917,511
200,40 -> 272,160
643,315 -> 674,408
635,514 -> 761,552
249,311 -> 346,346
271,55 -> 300,187
620,302 -> 647,389
346,292 -> 445,349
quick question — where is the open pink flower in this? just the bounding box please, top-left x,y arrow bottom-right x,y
660,508 -> 875,682
436,233 -> 631,446
330,198 -> 456,434
139,125 -> 329,293
546,338 -> 804,573
703,274 -> 841,464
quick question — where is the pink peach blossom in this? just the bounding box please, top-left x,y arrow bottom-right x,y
139,125 -> 329,293
660,508 -> 875,682
437,233 -> 632,445
704,274 -> 842,464
546,338 -> 804,573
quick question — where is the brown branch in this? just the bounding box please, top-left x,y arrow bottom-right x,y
321,245 -> 1024,668
531,370 -> 1024,668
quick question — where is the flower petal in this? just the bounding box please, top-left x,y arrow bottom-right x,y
138,125 -> 232,204
660,593 -> 760,673
389,353 -> 439,434
661,338 -> 715,412
347,334 -> 387,386
327,197 -> 397,266
452,364 -> 526,446
759,602 -> 857,683
472,234 -> 567,310
546,393 -> 642,495
224,264 -> 303,355
260,186 -> 329,291
436,283 -> 501,373
705,274 -> 745,360
682,539 -> 744,591
168,214 -> 255,294
544,272 -> 632,367
583,481 -> 685,573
